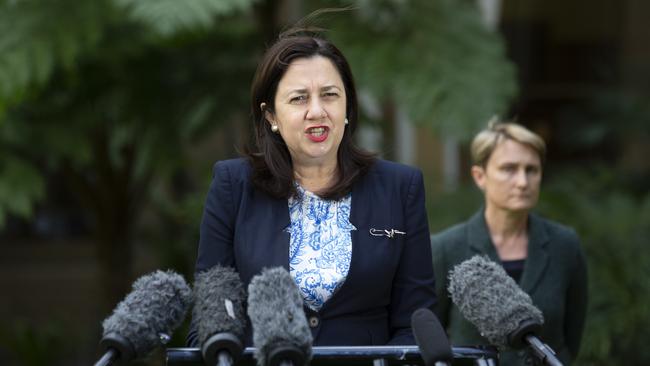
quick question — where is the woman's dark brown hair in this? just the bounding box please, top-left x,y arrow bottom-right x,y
246,32 -> 375,200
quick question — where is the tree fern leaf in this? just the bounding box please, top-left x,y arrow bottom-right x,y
0,0 -> 109,117
0,155 -> 44,224
114,0 -> 258,36
330,0 -> 517,139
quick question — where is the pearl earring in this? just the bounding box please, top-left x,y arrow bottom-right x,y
271,124 -> 279,132
344,118 -> 349,125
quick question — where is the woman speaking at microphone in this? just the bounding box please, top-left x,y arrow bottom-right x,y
187,29 -> 436,347
431,120 -> 588,365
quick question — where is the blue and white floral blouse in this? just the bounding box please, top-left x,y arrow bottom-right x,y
286,186 -> 356,311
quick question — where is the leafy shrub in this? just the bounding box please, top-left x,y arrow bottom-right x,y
539,170 -> 650,365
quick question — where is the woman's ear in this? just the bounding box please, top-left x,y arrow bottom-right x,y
264,110 -> 276,125
261,102 -> 276,125
471,165 -> 486,191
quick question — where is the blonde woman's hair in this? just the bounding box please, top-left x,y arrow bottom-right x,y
470,117 -> 546,167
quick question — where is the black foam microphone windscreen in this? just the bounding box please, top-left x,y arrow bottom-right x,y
411,308 -> 453,366
96,270 -> 192,366
448,255 -> 563,366
193,265 -> 246,366
247,267 -> 313,366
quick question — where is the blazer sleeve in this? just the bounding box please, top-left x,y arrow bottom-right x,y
564,234 -> 588,360
187,161 -> 238,346
195,161 -> 238,272
387,168 -> 437,345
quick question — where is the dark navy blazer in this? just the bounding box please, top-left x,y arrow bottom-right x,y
190,158 -> 436,346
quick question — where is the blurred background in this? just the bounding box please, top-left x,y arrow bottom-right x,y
1,0 -> 648,365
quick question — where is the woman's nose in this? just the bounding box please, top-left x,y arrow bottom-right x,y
515,169 -> 529,187
305,98 -> 326,120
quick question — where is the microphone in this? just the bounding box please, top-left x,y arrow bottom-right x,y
193,265 -> 246,366
411,308 -> 452,366
448,255 -> 563,366
94,270 -> 192,366
247,267 -> 312,366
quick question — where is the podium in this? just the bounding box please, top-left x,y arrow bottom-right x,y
166,345 -> 498,365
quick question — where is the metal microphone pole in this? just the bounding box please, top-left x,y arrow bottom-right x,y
93,348 -> 117,366
373,359 -> 389,366
474,358 -> 497,366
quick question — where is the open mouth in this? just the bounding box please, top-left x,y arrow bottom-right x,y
305,126 -> 329,142
307,126 -> 327,136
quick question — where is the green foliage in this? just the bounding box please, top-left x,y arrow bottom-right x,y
114,0 -> 259,37
427,184 -> 483,233
0,0 -> 519,227
0,319 -> 67,366
553,88 -> 650,159
326,0 -> 518,139
0,154 -> 44,227
0,0 -> 110,117
140,173 -> 212,277
0,0 -> 260,228
0,0 -> 259,118
538,169 -> 650,365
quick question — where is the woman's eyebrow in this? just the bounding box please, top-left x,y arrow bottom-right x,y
321,85 -> 342,92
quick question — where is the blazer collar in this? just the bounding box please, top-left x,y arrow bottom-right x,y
268,177 -> 370,231
263,173 -> 372,270
262,170 -> 371,265
467,208 -> 550,292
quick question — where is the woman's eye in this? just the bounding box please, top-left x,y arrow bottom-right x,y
290,95 -> 307,103
322,92 -> 339,98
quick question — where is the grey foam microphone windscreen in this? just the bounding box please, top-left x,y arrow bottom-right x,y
193,265 -> 246,363
411,308 -> 453,366
247,267 -> 313,366
101,270 -> 192,359
448,255 -> 543,348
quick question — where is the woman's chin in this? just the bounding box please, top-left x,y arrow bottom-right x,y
507,203 -> 536,213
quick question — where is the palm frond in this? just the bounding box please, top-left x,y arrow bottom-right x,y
0,154 -> 44,227
330,0 -> 517,139
0,0 -> 110,117
114,0 -> 258,36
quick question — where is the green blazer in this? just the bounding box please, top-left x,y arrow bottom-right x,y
431,209 -> 588,365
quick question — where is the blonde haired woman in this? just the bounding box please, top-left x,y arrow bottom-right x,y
431,120 -> 588,365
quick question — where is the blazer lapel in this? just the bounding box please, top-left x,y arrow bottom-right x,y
519,213 -> 550,293
340,173 -> 371,288
349,170 -> 371,253
319,170 -> 372,313
467,210 -> 500,262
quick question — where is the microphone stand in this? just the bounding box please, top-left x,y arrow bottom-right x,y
508,319 -> 563,366
94,348 -> 117,366
474,358 -> 497,366
216,352 -> 234,366
94,333 -> 135,366
202,333 -> 242,366
525,335 -> 563,366
267,345 -> 306,366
